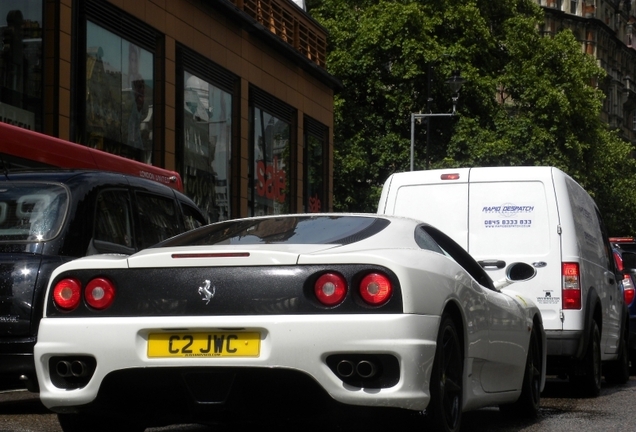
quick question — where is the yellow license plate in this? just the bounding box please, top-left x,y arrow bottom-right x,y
147,332 -> 260,358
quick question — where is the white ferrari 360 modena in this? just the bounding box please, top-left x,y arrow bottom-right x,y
34,214 -> 545,432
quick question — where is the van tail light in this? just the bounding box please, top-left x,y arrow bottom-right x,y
53,278 -> 82,311
315,273 -> 347,306
85,278 -> 116,310
624,279 -> 636,305
621,274 -> 636,305
359,273 -> 392,306
562,262 -> 581,309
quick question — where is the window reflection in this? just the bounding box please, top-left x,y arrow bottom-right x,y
305,122 -> 327,213
183,72 -> 232,223
0,1 -> 42,131
251,107 -> 290,216
85,21 -> 153,164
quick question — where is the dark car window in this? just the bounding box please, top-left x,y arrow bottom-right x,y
181,202 -> 207,231
136,192 -> 182,249
414,226 -> 445,253
158,215 -> 390,247
88,189 -> 135,255
421,225 -> 495,290
0,182 -> 69,242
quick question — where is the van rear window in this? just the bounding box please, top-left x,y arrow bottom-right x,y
0,182 -> 69,243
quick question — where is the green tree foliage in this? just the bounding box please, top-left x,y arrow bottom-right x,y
309,0 -> 636,234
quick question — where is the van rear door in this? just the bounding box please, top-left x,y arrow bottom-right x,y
378,168 -> 471,248
467,167 -> 563,331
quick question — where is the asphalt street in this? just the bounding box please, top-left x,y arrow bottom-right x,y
2,376 -> 636,431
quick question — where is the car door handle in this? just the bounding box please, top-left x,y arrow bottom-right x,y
478,260 -> 506,269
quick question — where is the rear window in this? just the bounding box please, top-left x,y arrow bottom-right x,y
0,182 -> 69,242
158,215 -> 390,247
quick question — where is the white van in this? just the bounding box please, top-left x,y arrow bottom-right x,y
378,166 -> 629,395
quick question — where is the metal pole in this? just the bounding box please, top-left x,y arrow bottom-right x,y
426,63 -> 433,170
410,113 -> 415,171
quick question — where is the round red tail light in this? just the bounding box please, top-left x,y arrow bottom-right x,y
314,273 -> 347,306
359,273 -> 392,306
85,278 -> 116,310
53,278 -> 82,311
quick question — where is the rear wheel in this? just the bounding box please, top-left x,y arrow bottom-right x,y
571,321 -> 601,397
428,314 -> 463,432
500,326 -> 541,417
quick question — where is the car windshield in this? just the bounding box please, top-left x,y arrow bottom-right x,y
158,215 -> 390,246
0,182 -> 69,243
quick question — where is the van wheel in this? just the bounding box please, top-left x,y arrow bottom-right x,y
604,323 -> 629,384
571,321 -> 601,397
428,314 -> 463,432
500,327 -> 541,417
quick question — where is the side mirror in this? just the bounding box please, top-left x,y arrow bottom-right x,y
493,262 -> 537,290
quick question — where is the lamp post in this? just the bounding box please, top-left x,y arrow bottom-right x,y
410,70 -> 465,171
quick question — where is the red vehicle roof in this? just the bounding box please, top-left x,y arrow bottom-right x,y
0,121 -> 183,191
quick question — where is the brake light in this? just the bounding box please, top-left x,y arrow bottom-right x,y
359,273 -> 392,305
610,237 -> 635,243
53,278 -> 82,311
85,278 -> 116,310
624,280 -> 636,305
441,173 -> 460,180
562,262 -> 581,309
172,252 -> 250,258
314,273 -> 347,306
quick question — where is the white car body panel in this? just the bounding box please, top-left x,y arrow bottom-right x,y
34,214 -> 546,423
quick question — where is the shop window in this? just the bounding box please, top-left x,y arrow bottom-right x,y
84,21 -> 154,164
78,1 -> 159,164
249,87 -> 295,216
182,72 -> 232,222
0,1 -> 43,131
176,46 -> 237,223
304,117 -> 328,213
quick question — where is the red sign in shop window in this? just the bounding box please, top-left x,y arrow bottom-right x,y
256,156 -> 286,203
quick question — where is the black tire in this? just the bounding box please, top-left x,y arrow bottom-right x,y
428,314 -> 463,432
571,321 -> 602,397
58,413 -> 145,432
500,326 -> 541,417
604,322 -> 630,384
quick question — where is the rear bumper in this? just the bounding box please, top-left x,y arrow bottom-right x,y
35,314 -> 438,413
545,329 -> 584,357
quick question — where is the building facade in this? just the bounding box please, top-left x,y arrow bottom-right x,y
538,0 -> 636,147
0,0 -> 339,222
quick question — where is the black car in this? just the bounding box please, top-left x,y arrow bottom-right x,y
0,170 -> 206,391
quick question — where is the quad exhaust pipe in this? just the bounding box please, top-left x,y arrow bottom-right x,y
49,356 -> 97,390
336,359 -> 378,379
328,354 -> 399,389
55,360 -> 89,378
